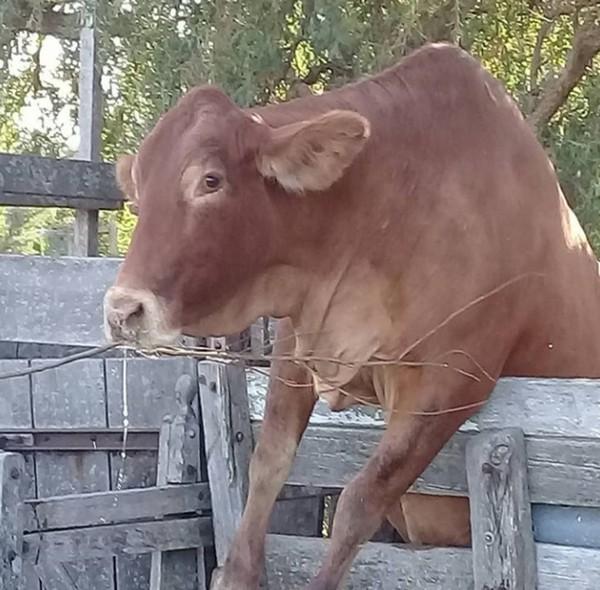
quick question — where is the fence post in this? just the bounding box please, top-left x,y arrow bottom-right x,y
72,3 -> 102,256
150,374 -> 207,590
466,428 -> 537,590
198,362 -> 254,586
0,451 -> 25,590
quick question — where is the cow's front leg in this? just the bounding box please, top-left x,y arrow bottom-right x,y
212,319 -> 316,590
305,392 -> 479,590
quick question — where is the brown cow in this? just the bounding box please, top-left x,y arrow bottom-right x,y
104,43 -> 600,589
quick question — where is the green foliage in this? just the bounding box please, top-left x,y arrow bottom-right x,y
1,0 -> 600,255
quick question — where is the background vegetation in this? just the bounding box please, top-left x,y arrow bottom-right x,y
1,0 -> 600,254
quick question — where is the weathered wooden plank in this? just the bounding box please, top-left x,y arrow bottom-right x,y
0,190 -> 120,210
154,550 -> 204,590
34,561 -> 78,590
246,369 -> 385,427
32,359 -> 113,590
265,535 -> 600,589
0,360 -> 32,428
0,342 -> 18,358
72,10 -> 103,257
269,485 -> 324,537
150,374 -> 205,590
466,429 -> 537,590
24,483 -> 209,532
0,154 -> 121,209
107,358 -> 202,590
248,372 -> 600,438
109,450 -> 157,590
31,359 -> 106,428
198,362 -> 253,566
24,517 -> 213,563
0,255 -> 120,346
532,504 -> 600,549
0,452 -> 25,590
0,363 -> 38,590
105,358 -> 198,429
268,424 -> 600,508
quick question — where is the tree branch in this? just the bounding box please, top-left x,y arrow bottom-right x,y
529,18 -> 554,92
3,1 -> 80,39
528,15 -> 600,130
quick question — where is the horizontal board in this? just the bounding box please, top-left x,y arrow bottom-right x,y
257,424 -> 600,508
532,504 -> 600,550
247,373 -> 600,439
0,256 -> 269,347
24,516 -> 213,563
25,483 -> 210,532
265,535 -> 600,589
0,153 -> 122,209
0,360 -> 31,428
0,255 -> 120,346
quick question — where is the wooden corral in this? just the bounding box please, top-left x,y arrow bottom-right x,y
2,7 -> 600,587
1,252 -> 600,589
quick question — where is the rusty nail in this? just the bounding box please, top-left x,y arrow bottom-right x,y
235,431 -> 244,443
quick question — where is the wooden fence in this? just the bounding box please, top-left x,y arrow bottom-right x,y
1,253 -> 600,589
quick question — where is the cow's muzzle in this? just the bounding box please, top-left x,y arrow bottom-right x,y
103,286 -> 177,347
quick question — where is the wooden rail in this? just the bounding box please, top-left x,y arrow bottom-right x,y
0,154 -> 121,210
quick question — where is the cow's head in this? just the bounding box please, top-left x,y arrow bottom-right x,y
103,86 -> 370,347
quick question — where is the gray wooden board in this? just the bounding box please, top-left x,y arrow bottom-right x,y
269,486 -> 323,537
0,153 -> 121,208
24,483 -> 209,531
154,550 -> 202,590
109,451 -> 158,590
264,535 -> 600,589
264,424 -> 600,509
0,255 -> 271,348
198,363 -> 254,567
0,360 -> 32,428
0,452 -> 25,590
72,14 -> 102,257
105,358 -> 199,429
0,361 -> 38,590
247,372 -> 600,438
106,357 -> 202,590
24,517 -> 213,563
466,429 -> 537,590
0,342 -> 18,358
532,504 -> 600,549
31,359 -> 113,590
0,191 -> 118,210
0,255 -> 120,346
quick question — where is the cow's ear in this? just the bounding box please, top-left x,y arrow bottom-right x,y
115,154 -> 139,215
258,110 -> 370,193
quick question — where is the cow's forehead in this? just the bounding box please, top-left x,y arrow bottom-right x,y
136,88 -> 242,176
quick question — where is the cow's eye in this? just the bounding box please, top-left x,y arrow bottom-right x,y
202,173 -> 222,192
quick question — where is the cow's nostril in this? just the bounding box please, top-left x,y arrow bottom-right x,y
129,302 -> 144,321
